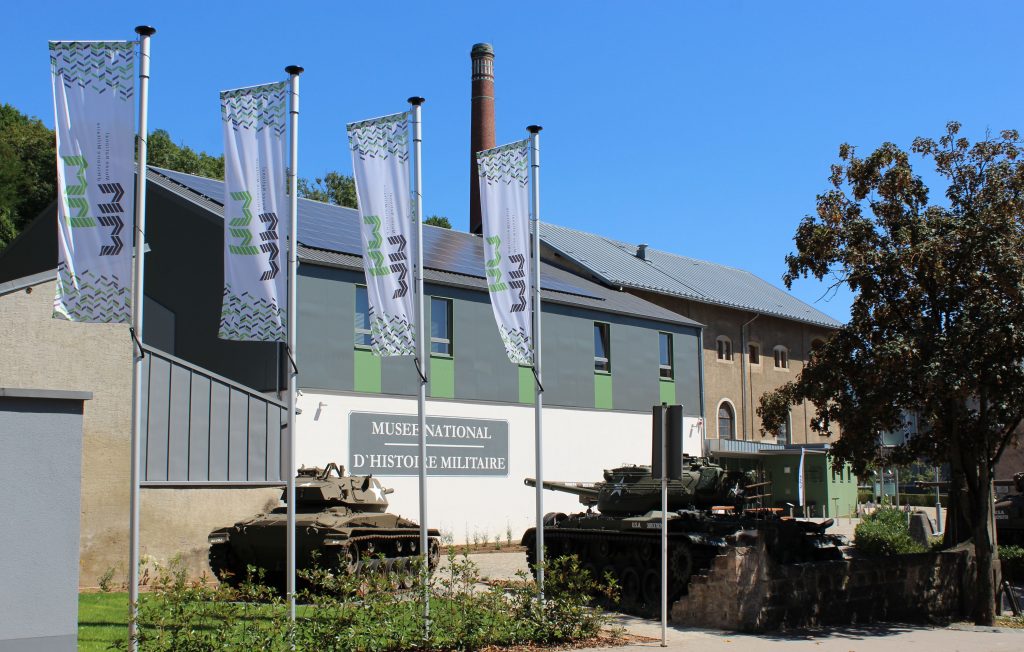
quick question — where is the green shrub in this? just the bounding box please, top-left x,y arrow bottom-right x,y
117,550 -> 613,651
854,506 -> 927,556
1001,545 -> 1024,582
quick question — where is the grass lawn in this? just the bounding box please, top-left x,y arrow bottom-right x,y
79,593 -> 129,651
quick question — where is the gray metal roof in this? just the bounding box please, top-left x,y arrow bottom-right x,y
540,222 -> 844,328
148,167 -> 701,329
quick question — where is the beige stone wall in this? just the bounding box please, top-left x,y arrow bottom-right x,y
634,291 -> 837,444
0,276 -> 280,588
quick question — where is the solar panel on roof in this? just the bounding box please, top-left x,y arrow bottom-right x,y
151,167 -> 602,300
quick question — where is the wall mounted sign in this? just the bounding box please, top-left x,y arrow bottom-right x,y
348,411 -> 509,477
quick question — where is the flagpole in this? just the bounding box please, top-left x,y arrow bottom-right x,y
408,96 -> 430,640
527,124 -> 544,600
128,24 -> 155,652
284,64 -> 303,623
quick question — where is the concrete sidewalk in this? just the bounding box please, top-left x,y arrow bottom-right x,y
457,551 -> 1024,651
605,616 -> 1024,652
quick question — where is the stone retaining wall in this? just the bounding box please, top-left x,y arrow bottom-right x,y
671,534 -> 976,632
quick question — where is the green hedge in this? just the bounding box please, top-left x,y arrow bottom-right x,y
1001,545 -> 1024,582
854,506 -> 927,556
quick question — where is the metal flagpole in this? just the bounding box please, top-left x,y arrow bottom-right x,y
408,96 -> 430,640
284,64 -> 303,623
660,405 -> 668,647
527,125 -> 544,600
128,25 -> 155,652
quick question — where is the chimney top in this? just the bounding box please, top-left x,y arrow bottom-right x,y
636,244 -> 648,260
471,43 -> 494,57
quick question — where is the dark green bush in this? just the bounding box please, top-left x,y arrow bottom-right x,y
1001,545 -> 1024,582
854,506 -> 927,556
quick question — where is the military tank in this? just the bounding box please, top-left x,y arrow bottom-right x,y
208,463 -> 440,588
521,459 -> 845,615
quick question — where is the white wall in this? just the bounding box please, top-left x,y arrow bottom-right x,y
296,391 -> 703,543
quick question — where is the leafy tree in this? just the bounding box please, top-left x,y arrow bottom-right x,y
0,104 -> 56,250
298,171 -> 357,209
758,122 -> 1024,625
146,129 -> 224,179
425,215 -> 451,229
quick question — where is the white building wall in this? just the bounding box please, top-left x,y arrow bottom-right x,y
296,391 -> 703,543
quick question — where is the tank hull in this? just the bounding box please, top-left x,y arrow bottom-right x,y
522,510 -> 844,617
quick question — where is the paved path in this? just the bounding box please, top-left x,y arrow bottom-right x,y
457,552 -> 1024,652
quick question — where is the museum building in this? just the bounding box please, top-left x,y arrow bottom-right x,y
0,165 -> 708,584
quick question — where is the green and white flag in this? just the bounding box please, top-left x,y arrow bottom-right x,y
50,41 -> 135,323
477,140 -> 533,365
219,82 -> 288,341
347,112 -> 415,356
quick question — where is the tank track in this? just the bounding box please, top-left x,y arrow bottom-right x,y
210,533 -> 440,591
523,528 -> 718,617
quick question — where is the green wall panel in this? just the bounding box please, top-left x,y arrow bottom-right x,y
519,366 -> 534,404
659,379 -> 676,405
354,349 -> 381,393
595,373 -> 613,409
430,355 -> 455,398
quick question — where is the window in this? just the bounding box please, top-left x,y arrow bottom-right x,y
659,332 -> 674,379
716,335 -> 733,361
594,322 -> 611,372
776,411 -> 791,445
355,286 -> 372,348
430,297 -> 453,356
748,343 -> 760,365
718,401 -> 735,439
773,345 -> 789,369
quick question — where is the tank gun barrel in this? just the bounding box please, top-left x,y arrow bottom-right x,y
524,478 -> 600,506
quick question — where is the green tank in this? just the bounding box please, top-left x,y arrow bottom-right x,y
208,463 -> 440,588
521,459 -> 845,616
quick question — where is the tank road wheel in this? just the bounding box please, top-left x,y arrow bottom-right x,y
641,569 -> 661,616
394,557 -> 416,590
669,543 -> 694,594
617,566 -> 641,612
209,542 -> 242,587
428,539 -> 441,569
590,540 -> 613,566
344,544 -> 360,574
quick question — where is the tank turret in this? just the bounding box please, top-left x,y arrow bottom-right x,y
208,463 -> 439,589
527,459 -> 756,516
293,463 -> 393,511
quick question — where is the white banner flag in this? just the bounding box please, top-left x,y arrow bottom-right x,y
219,82 -> 288,341
50,41 -> 135,323
477,140 -> 533,365
347,112 -> 415,356
798,447 -> 806,507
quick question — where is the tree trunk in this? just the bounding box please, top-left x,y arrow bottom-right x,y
944,452 -> 972,546
972,464 -> 999,625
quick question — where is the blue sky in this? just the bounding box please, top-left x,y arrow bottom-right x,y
5,1 -> 1022,323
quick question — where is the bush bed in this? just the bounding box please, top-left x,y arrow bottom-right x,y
854,506 -> 927,556
117,550 -> 616,651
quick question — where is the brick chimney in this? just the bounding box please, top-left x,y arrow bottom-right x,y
470,43 -> 495,235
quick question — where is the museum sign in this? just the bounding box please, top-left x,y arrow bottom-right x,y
348,412 -> 510,477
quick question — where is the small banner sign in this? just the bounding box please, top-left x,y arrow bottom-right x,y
219,81 -> 289,341
50,41 -> 136,323
477,140 -> 534,365
347,112 -> 416,356
348,411 -> 509,477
